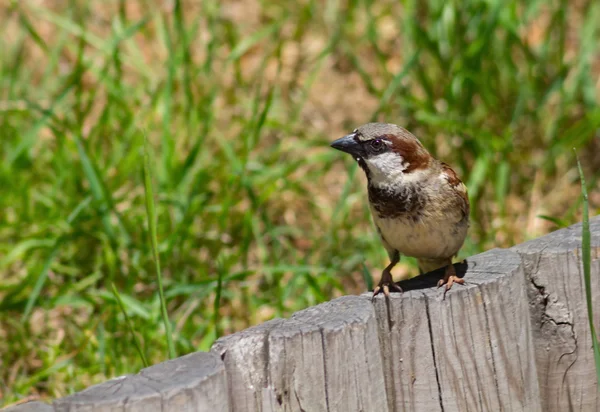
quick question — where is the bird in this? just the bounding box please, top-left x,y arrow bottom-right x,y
330,122 -> 470,298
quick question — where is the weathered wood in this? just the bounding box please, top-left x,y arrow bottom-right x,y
3,401 -> 53,412
513,215 -> 600,412
371,289 -> 441,412
52,351 -> 228,412
25,219 -> 600,411
371,248 -> 541,412
212,295 -> 388,412
211,318 -> 286,411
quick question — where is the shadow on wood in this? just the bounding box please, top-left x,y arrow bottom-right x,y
389,260 -> 470,292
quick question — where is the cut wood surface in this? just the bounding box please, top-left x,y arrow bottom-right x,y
51,351 -> 228,412
513,217 -> 600,412
7,217 -> 599,412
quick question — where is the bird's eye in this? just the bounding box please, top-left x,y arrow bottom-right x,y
370,139 -> 384,152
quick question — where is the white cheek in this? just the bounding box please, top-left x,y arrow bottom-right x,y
365,152 -> 407,183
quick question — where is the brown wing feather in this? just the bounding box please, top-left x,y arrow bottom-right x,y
440,162 -> 470,221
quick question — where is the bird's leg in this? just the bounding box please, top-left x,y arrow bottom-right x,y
372,251 -> 403,300
437,263 -> 464,293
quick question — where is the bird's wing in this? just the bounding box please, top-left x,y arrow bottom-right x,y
440,162 -> 470,222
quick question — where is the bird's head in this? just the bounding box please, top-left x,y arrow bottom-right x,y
330,122 -> 432,185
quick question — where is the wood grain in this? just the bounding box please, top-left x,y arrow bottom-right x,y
371,248 -> 541,412
212,296 -> 388,412
52,351 -> 228,412
371,289 -> 441,412
23,219 -> 600,411
513,215 -> 600,412
211,318 -> 285,412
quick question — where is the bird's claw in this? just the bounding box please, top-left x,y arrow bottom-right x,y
372,280 -> 403,301
437,265 -> 465,298
437,275 -> 464,290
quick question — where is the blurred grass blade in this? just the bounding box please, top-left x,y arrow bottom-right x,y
575,149 -> 600,387
495,161 -> 510,216
467,155 -> 490,201
18,7 -> 49,52
213,258 -> 225,341
227,21 -> 281,62
143,138 -> 176,359
73,133 -> 133,248
361,262 -> 374,291
21,242 -> 61,323
98,320 -> 106,375
371,50 -> 420,120
110,282 -> 149,367
1,239 -> 54,269
537,215 -> 568,228
8,79 -> 76,165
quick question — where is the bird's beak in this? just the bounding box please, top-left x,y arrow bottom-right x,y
330,133 -> 362,157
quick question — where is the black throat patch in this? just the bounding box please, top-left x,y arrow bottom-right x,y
367,183 -> 427,222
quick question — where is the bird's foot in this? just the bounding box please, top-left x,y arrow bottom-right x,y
372,270 -> 403,301
437,264 -> 464,297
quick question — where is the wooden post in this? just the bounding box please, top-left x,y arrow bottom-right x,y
513,217 -> 600,412
371,248 -> 541,412
51,351 -> 228,411
13,217 -> 599,411
3,402 -> 53,412
212,296 -> 388,412
212,248 -> 541,412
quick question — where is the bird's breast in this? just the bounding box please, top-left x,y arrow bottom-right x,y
374,213 -> 467,259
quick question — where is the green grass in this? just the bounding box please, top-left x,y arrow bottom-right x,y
576,151 -> 600,387
0,0 -> 599,404
110,281 -> 148,368
143,138 -> 175,359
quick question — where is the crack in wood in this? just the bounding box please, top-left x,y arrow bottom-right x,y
528,266 -> 577,349
481,288 -> 501,409
461,292 -> 487,411
371,296 -> 396,412
318,326 -> 331,412
424,293 -> 445,412
293,385 -> 307,412
385,295 -> 394,331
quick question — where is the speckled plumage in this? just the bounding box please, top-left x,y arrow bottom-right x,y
369,161 -> 469,272
331,122 -> 470,295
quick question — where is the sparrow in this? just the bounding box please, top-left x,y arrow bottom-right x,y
331,123 -> 469,298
